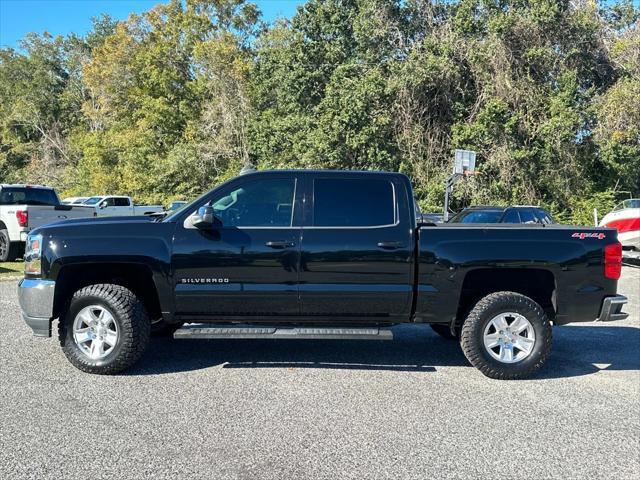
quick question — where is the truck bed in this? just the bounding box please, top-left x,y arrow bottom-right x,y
415,223 -> 619,325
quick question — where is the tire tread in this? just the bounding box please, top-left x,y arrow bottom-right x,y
58,283 -> 150,374
0,229 -> 20,262
460,291 -> 552,380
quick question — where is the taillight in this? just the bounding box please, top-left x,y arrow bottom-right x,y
16,210 -> 28,227
604,242 -> 622,280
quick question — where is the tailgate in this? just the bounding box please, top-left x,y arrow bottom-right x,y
26,205 -> 94,229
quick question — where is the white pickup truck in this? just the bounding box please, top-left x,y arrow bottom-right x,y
0,184 -> 94,262
82,196 -> 163,217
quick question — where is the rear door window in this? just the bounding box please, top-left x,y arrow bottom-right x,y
519,209 -> 537,224
114,197 -> 131,207
450,210 -> 503,223
501,209 -> 521,223
312,178 -> 395,227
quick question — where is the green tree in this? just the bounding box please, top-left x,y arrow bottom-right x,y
0,34 -> 73,184
0,0 -> 637,222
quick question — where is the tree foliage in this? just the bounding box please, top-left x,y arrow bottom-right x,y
0,0 -> 638,222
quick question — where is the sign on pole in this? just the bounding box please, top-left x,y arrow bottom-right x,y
453,149 -> 476,175
445,149 -> 477,221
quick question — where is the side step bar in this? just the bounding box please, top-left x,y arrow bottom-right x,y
174,325 -> 394,340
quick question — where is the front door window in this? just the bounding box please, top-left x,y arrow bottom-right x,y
211,179 -> 295,227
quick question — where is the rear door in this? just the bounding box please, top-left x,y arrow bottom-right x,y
113,197 -> 133,216
298,173 -> 414,321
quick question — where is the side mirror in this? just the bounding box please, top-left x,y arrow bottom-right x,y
192,206 -> 217,229
99,201 -> 107,209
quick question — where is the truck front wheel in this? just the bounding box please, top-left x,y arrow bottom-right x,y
460,291 -> 552,380
58,284 -> 151,374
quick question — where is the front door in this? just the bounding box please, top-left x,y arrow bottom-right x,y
172,175 -> 302,318
98,197 -> 131,217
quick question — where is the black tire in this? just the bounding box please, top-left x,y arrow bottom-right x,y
460,291 -> 552,380
0,229 -> 20,262
430,323 -> 458,340
58,284 -> 151,374
151,318 -> 184,337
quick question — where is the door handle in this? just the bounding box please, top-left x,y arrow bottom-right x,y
265,240 -> 296,249
377,241 -> 405,250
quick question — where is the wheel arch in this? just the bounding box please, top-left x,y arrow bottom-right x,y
455,268 -> 556,328
52,263 -> 163,321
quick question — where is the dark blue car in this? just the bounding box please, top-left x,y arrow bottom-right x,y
449,206 -> 555,224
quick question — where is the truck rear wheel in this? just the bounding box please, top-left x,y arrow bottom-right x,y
58,284 -> 151,374
0,229 -> 20,262
460,291 -> 552,380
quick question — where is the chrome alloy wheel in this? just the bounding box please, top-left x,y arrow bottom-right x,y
73,305 -> 119,360
0,233 -> 7,258
483,312 -> 535,364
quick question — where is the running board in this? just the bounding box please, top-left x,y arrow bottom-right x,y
173,325 -> 394,340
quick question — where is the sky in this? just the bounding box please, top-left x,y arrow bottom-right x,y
0,0 -> 306,48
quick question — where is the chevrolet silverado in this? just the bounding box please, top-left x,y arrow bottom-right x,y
18,170 -> 628,379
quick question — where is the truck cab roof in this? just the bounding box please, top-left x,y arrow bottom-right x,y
87,195 -> 130,198
0,184 -> 53,189
232,169 -> 406,177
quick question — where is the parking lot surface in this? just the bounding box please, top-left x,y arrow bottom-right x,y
1,268 -> 638,479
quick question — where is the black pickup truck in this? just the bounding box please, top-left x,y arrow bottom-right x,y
18,170 -> 628,379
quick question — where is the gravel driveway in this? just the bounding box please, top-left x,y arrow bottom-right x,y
1,268 -> 638,479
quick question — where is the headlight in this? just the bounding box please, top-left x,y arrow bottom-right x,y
24,234 -> 42,275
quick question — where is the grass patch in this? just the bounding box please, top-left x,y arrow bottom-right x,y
0,261 -> 23,280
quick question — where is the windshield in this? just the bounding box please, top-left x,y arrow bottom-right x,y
163,174 -> 248,223
84,196 -> 104,205
449,209 -> 504,223
163,192 -> 210,222
622,199 -> 640,209
0,187 -> 60,206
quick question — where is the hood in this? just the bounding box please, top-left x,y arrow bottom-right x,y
30,215 -> 157,235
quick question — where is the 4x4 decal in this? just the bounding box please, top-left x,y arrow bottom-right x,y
572,232 -> 606,240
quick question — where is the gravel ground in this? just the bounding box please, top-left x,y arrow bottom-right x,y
1,268 -> 638,479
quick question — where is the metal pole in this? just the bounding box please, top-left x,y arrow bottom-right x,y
444,174 -> 459,221
444,178 -> 451,222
